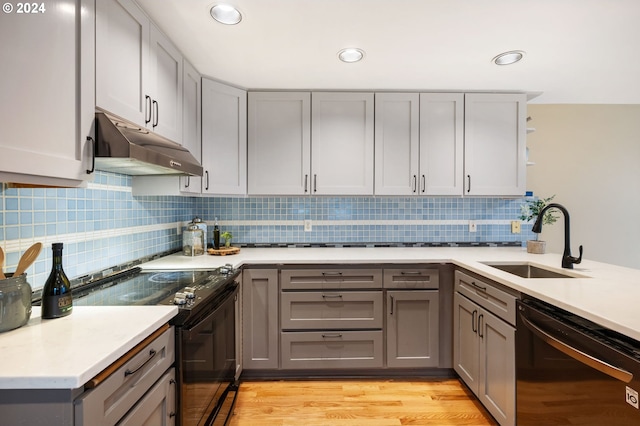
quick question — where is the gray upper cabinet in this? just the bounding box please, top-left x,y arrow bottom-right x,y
311,92 -> 375,195
201,79 -> 247,195
420,93 -> 465,195
96,0 -> 183,144
248,92 -> 311,195
179,60 -> 202,194
374,93 -> 420,196
464,93 -> 527,196
0,0 -> 95,186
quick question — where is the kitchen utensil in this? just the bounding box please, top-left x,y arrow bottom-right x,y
14,242 -> 43,277
0,247 -> 5,280
0,273 -> 32,332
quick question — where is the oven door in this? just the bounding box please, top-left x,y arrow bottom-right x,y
177,283 -> 238,426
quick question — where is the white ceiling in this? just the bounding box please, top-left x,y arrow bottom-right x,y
137,0 -> 640,104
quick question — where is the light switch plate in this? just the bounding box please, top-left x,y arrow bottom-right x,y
304,219 -> 312,232
468,220 -> 477,233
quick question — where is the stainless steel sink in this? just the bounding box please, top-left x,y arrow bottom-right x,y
482,262 -> 585,279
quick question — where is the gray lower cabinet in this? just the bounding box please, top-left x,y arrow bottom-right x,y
386,290 -> 439,368
281,331 -> 384,369
242,268 -> 279,369
280,267 -> 384,369
75,326 -> 176,425
453,270 -> 517,426
384,267 -> 440,368
117,368 -> 176,426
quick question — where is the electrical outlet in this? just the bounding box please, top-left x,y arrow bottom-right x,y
468,220 -> 477,233
304,219 -> 312,232
511,221 -> 521,234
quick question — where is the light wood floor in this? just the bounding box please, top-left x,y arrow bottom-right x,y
229,379 -> 498,425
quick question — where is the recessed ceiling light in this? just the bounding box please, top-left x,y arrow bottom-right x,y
210,4 -> 242,25
338,48 -> 365,63
492,50 -> 525,66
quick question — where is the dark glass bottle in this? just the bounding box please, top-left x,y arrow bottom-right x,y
213,217 -> 220,249
41,243 -> 73,319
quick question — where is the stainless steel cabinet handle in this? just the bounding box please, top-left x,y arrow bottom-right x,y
472,309 -> 478,333
313,174 -> 317,193
421,175 -> 426,193
390,295 -> 395,315
304,174 -> 308,193
520,312 -> 633,383
400,271 -> 422,276
412,175 -> 417,193
124,349 -> 157,377
322,293 -> 343,299
478,314 -> 484,338
145,95 -> 152,125
322,272 -> 343,276
467,175 -> 471,193
86,136 -> 95,174
152,100 -> 159,128
205,171 -> 209,190
184,176 -> 190,189
322,333 -> 343,338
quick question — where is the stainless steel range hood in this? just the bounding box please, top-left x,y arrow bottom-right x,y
94,112 -> 203,176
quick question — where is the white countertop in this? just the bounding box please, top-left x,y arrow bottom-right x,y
0,306 -> 177,389
142,246 -> 640,342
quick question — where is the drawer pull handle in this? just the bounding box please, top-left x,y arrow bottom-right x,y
322,293 -> 343,299
322,333 -> 343,338
390,295 -> 395,315
124,349 -> 157,377
400,271 -> 422,275
322,272 -> 343,276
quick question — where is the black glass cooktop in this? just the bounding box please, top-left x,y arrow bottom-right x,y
73,269 -> 218,307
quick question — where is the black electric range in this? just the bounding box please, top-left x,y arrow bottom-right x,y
72,264 -> 239,325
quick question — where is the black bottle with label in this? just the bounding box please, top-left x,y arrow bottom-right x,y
213,217 -> 220,249
41,243 -> 73,319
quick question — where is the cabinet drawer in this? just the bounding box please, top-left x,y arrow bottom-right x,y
455,270 -> 518,325
281,291 -> 383,330
281,330 -> 383,369
383,267 -> 439,289
281,268 -> 382,290
75,326 -> 175,426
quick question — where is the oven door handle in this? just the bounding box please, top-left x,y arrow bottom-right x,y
184,284 -> 238,338
519,311 -> 633,383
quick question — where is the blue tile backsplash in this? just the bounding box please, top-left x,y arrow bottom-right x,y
1,171 -> 533,289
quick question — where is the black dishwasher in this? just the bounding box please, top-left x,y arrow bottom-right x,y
516,296 -> 640,425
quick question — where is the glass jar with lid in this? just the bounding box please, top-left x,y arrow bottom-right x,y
183,224 -> 205,256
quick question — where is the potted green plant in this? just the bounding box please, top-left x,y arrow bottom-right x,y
221,231 -> 233,248
519,195 -> 558,254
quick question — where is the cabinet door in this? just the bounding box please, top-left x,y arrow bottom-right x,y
96,0 -> 150,127
202,79 -> 247,195
311,92 -> 374,195
479,309 -> 516,426
0,0 -> 94,186
420,93 -> 464,195
117,369 -> 176,426
180,60 -> 202,194
386,291 -> 439,368
374,93 -> 420,195
453,292 -> 480,393
248,92 -> 311,195
149,25 -> 183,143
242,269 -> 279,369
464,94 -> 527,196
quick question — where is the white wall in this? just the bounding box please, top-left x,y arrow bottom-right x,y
526,104 -> 640,269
